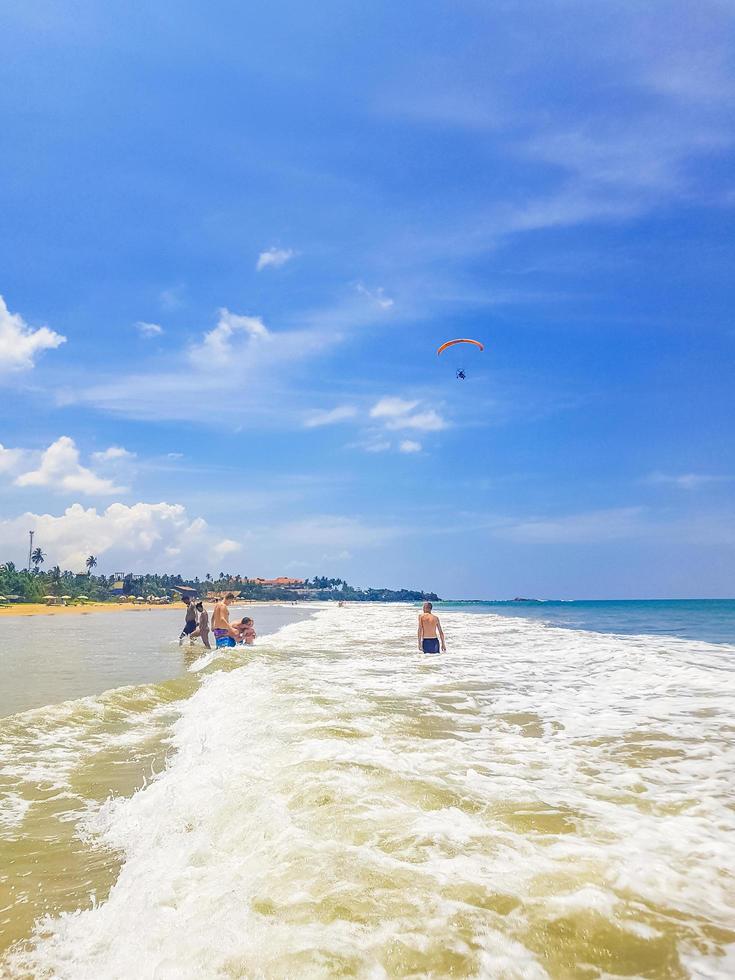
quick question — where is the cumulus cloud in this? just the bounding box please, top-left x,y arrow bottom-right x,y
211,538 -> 241,559
0,443 -> 26,474
0,501 -> 209,572
256,247 -> 295,271
399,440 -> 422,453
15,437 -> 125,496
0,295 -> 66,375
189,308 -> 269,366
304,405 -> 358,428
136,321 -> 164,338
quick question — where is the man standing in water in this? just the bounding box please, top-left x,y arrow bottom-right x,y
212,592 -> 238,647
418,601 -> 446,654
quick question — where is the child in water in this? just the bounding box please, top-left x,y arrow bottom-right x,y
238,617 -> 256,645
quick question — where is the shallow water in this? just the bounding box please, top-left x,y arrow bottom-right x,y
2,605 -> 734,978
0,605 -> 309,716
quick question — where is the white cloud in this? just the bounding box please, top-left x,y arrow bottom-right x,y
399,440 -> 422,453
0,295 -> 66,375
0,443 -> 26,474
189,308 -> 269,366
304,405 -> 358,428
15,437 -> 125,496
385,409 -> 447,432
211,538 -> 241,559
256,247 -> 295,271
370,397 -> 419,419
356,283 -> 394,310
92,446 -> 135,462
0,501 -> 209,572
136,321 -> 164,338
69,306 -> 333,425
644,472 -> 732,490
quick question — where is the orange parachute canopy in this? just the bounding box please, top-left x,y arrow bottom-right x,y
437,338 -> 484,356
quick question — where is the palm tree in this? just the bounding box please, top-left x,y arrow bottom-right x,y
86,555 -> 97,575
31,547 -> 46,572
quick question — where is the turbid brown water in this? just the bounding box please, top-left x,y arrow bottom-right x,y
1,604 -> 734,978
0,604 -> 311,964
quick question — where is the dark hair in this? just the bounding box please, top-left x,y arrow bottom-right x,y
423,601 -> 433,610
225,592 -> 235,601
240,617 -> 252,625
195,602 -> 203,611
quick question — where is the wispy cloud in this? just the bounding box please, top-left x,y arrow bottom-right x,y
0,295 -> 66,375
356,282 -> 394,309
136,321 -> 164,338
256,247 -> 295,271
491,507 -> 646,544
92,446 -> 136,463
644,471 -> 733,490
304,405 -> 358,428
386,409 -> 447,432
370,397 -> 419,420
159,285 -> 185,311
64,306 -> 335,426
399,440 -> 422,454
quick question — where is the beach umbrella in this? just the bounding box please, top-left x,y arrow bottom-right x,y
61,595 -> 72,599
77,595 -> 89,600
44,595 -> 56,599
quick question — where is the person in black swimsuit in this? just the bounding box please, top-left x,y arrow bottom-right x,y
179,595 -> 198,644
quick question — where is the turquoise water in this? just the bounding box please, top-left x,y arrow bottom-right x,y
438,598 -> 735,645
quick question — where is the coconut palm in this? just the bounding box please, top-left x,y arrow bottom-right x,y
86,555 -> 97,575
31,547 -> 46,572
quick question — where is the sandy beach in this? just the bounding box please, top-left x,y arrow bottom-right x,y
0,599 -> 300,618
0,601 -> 175,618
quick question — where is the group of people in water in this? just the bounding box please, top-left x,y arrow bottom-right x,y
178,594 -> 446,654
178,593 -> 256,650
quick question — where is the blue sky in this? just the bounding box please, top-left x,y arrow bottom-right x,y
1,0 -> 734,598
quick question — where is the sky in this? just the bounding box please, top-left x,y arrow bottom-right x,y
0,0 -> 734,599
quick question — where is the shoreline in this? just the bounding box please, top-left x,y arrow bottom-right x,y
0,599 -> 310,619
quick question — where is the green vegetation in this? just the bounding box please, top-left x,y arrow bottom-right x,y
0,563 -> 439,604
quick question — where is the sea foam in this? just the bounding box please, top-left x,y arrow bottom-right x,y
5,605 -> 735,978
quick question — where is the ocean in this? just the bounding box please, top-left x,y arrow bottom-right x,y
437,599 -> 735,646
1,601 -> 734,978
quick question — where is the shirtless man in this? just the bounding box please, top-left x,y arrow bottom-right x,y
190,601 -> 211,649
211,592 -> 238,647
418,601 -> 446,654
